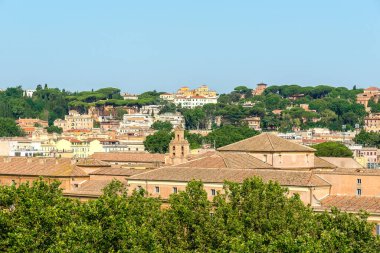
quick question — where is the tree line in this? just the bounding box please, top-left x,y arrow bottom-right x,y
0,83 -> 369,137
0,178 -> 378,252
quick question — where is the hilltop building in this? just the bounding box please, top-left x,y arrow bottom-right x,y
364,113 -> 380,132
357,87 -> 380,109
161,85 -> 218,109
16,118 -> 48,135
54,110 -> 93,131
23,89 -> 36,98
252,83 -> 267,96
242,117 -> 261,131
122,92 -> 139,100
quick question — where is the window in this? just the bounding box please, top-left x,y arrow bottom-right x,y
155,186 -> 160,193
376,225 -> 380,236
263,155 -> 268,163
357,178 -> 362,184
356,188 -> 362,196
211,189 -> 216,196
137,185 -> 142,191
173,187 -> 178,193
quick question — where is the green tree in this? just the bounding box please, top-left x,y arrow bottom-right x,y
152,121 -> 173,131
45,125 -> 63,134
143,130 -> 173,153
354,130 -> 380,148
312,142 -> 353,157
206,125 -> 258,148
0,118 -> 25,137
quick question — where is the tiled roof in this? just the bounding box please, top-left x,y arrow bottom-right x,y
64,179 -> 127,196
76,158 -> 111,167
129,167 -> 330,187
90,167 -> 152,177
318,157 -> 363,169
217,133 -> 315,152
314,167 -> 380,176
318,195 -> 380,213
365,87 -> 380,91
0,157 -> 88,177
90,152 -> 166,163
314,157 -> 337,169
175,152 -> 272,169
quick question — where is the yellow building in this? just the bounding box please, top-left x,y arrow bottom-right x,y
176,85 -> 217,97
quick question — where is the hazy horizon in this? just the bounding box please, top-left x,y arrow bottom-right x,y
1,1 -> 379,93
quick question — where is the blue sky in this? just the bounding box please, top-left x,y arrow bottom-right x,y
0,0 -> 379,93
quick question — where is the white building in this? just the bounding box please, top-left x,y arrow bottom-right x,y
174,96 -> 218,109
122,92 -> 139,100
23,89 -> 36,98
120,113 -> 154,128
160,93 -> 175,101
155,112 -> 185,128
141,105 -> 162,115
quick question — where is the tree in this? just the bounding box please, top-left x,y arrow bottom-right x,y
185,131 -> 204,149
45,125 -> 63,134
354,130 -> 380,148
152,121 -> 173,131
0,118 -> 25,137
312,142 -> 353,157
206,125 -> 258,148
0,178 -> 379,252
143,130 -> 173,153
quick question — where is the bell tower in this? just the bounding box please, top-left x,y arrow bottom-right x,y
169,126 -> 190,165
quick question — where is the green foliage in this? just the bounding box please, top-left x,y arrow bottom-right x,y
185,131 -> 204,149
143,130 -> 173,153
312,141 -> 353,157
0,84 -> 367,132
368,99 -> 380,113
45,125 -> 63,134
0,178 -> 378,252
181,108 -> 207,129
0,118 -> 25,137
205,125 -> 259,148
152,121 -> 173,131
159,102 -> 177,114
354,130 -> 380,148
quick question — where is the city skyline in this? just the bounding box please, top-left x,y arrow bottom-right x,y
0,1 -> 379,93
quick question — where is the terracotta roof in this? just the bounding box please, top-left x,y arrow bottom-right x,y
318,157 -> 363,169
318,195 -> 380,213
90,152 -> 166,163
64,179 -> 127,197
314,167 -> 380,176
129,167 -> 330,187
90,167 -> 152,177
76,158 -> 111,167
187,151 -> 217,161
314,157 -> 337,169
365,87 -> 380,91
0,157 -> 88,177
174,152 -> 272,169
217,133 -> 315,152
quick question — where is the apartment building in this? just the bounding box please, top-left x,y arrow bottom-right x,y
54,110 -> 93,131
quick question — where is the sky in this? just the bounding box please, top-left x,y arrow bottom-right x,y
0,0 -> 379,93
